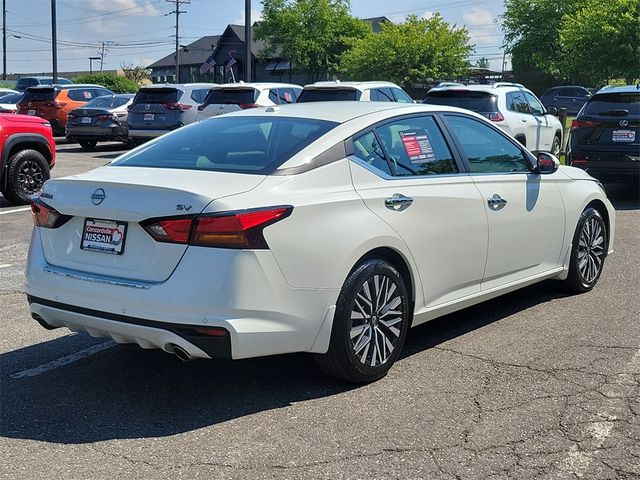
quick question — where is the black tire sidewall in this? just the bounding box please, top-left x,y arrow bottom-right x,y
332,259 -> 410,381
79,140 -> 97,151
568,208 -> 607,291
5,149 -> 50,205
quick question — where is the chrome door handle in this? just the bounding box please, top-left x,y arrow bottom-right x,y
487,194 -> 507,210
385,193 -> 413,210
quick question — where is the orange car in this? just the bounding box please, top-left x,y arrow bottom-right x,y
16,84 -> 113,136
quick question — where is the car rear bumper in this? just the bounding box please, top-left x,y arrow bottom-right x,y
568,149 -> 640,184
66,126 -> 129,142
127,128 -> 171,139
25,228 -> 339,360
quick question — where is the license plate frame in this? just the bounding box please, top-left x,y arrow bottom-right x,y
143,113 -> 155,121
612,129 -> 636,142
27,109 -> 35,116
80,218 -> 128,255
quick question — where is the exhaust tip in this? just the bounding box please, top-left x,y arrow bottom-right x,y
32,313 -> 59,330
169,344 -> 193,362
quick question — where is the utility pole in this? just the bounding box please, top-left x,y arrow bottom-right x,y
98,41 -> 110,72
244,0 -> 251,82
167,0 -> 189,84
51,0 -> 57,82
2,0 -> 6,80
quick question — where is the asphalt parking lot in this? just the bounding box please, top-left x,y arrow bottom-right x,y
1,141 -> 639,480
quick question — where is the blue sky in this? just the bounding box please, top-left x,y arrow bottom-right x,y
3,0 -> 509,75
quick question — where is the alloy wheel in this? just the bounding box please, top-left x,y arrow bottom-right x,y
17,159 -> 45,195
577,217 -> 605,283
350,274 -> 404,367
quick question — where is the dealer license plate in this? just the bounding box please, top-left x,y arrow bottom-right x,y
81,218 -> 128,255
143,113 -> 154,121
81,116 -> 91,124
612,129 -> 636,142
27,109 -> 35,116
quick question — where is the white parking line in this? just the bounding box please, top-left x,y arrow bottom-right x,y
0,264 -> 12,269
9,341 -> 117,379
0,206 -> 31,215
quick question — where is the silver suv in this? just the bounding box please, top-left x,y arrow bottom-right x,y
127,83 -> 217,141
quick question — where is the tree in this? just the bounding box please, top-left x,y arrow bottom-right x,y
255,0 -> 370,82
73,73 -> 139,93
561,0 -> 640,85
120,63 -> 150,84
475,57 -> 490,69
339,15 -> 472,88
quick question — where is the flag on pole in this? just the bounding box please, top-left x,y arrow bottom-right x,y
200,54 -> 216,74
226,52 -> 237,69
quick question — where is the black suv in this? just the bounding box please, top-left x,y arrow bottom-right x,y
567,85 -> 640,185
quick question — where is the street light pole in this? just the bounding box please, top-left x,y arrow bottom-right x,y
2,0 -> 7,81
244,0 -> 251,82
51,0 -> 57,83
89,56 -> 100,74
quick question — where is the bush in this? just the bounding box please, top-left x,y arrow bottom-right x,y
72,73 -> 139,93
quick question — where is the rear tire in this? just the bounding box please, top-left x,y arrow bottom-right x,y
315,259 -> 411,383
78,140 -> 98,151
3,149 -> 50,205
563,208 -> 607,293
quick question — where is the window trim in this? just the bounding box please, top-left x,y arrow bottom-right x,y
345,112 -> 467,180
439,112 -> 536,175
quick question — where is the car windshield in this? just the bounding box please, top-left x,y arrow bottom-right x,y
297,89 -> 360,102
203,88 -> 258,105
133,88 -> 180,104
583,93 -> 640,116
84,96 -> 131,109
112,116 -> 338,174
423,90 -> 498,112
21,88 -> 56,102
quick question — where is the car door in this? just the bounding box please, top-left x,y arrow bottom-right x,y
348,114 -> 488,308
524,91 -> 555,151
442,114 -> 565,290
505,91 -> 535,145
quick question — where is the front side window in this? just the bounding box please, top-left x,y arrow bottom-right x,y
297,88 -> 360,102
374,116 -> 458,176
524,92 -> 544,115
445,115 -> 530,173
392,88 -> 414,103
268,89 -> 280,104
111,116 -> 338,174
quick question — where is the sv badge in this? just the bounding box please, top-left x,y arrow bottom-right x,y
176,204 -> 192,211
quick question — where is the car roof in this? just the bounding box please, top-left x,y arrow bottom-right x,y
142,83 -> 218,90
428,83 -> 530,95
217,101 -> 476,124
213,82 -> 302,89
18,76 -> 71,80
303,81 -> 402,91
596,85 -> 640,94
25,84 -> 105,90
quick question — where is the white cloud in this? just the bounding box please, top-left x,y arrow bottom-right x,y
232,8 -> 263,25
462,7 -> 494,26
389,10 -> 433,23
87,0 -> 162,33
462,7 -> 500,47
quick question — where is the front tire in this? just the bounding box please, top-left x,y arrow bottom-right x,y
315,259 -> 411,383
78,140 -> 98,151
3,149 -> 50,205
564,208 -> 607,293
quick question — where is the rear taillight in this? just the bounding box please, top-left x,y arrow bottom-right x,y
570,119 -> 599,130
142,206 -> 292,249
487,112 -> 504,122
239,103 -> 258,109
31,198 -> 70,228
162,102 -> 192,111
44,101 -> 67,108
67,113 -> 77,119
95,114 -> 114,121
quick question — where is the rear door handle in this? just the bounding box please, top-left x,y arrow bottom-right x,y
385,193 -> 413,210
487,194 -> 507,210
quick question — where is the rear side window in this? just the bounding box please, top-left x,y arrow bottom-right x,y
111,116 -> 338,174
268,89 -> 280,104
21,88 -> 56,102
67,89 -> 96,101
279,88 -> 297,104
190,89 -> 210,104
352,131 -> 393,175
203,88 -> 258,105
506,92 -> 530,113
392,88 -> 414,103
17,78 -> 39,89
370,88 -> 394,102
134,88 -> 181,104
423,90 -> 498,113
297,88 -> 360,102
84,96 -> 131,109
583,93 -> 640,116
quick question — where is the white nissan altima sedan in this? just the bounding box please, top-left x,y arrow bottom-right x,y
25,102 -> 615,383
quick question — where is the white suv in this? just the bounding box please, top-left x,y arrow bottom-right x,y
297,81 -> 414,103
423,82 -> 563,154
197,82 -> 302,120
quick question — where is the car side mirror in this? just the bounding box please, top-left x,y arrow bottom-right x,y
546,106 -> 558,116
536,152 -> 560,174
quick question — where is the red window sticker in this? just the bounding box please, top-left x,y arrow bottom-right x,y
283,91 -> 293,102
399,129 -> 435,163
83,91 -> 92,99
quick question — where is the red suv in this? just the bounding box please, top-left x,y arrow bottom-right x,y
0,114 -> 56,205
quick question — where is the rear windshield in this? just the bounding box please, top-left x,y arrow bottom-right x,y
112,116 -> 338,174
21,88 -> 57,102
297,88 -> 360,102
133,88 -> 181,104
423,90 -> 498,112
84,95 -> 131,109
0,93 -> 22,103
583,93 -> 640,116
203,88 -> 258,105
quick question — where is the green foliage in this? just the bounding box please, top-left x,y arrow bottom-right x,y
475,57 -> 490,69
339,15 -> 472,88
72,73 -> 140,93
255,0 -> 370,82
561,0 -> 640,85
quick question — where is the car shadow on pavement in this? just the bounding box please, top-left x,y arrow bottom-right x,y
0,280 -> 569,445
605,184 -> 639,211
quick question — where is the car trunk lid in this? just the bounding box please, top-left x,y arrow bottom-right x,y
198,87 -> 258,118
